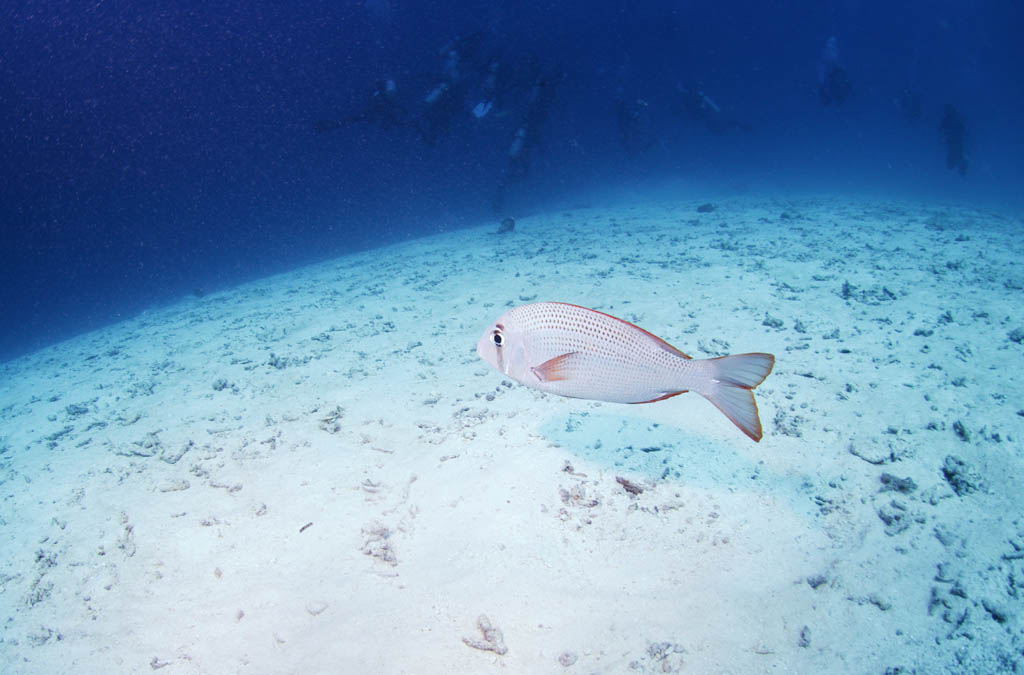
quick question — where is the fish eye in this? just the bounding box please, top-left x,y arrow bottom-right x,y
491,330 -> 504,347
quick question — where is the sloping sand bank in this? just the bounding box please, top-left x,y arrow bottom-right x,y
2,196 -> 1022,674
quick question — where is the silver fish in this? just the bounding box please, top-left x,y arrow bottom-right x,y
476,302 -> 775,441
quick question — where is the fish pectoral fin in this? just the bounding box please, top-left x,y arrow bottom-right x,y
530,352 -> 581,382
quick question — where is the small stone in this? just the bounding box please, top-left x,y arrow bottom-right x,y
306,601 -> 328,616
558,651 -> 578,667
982,598 -> 1010,624
879,473 -> 917,493
868,593 -> 892,611
942,455 -> 981,496
933,524 -> 959,547
158,480 -> 190,493
462,614 -> 508,655
848,438 -> 890,465
951,420 -> 970,443
615,476 -> 644,496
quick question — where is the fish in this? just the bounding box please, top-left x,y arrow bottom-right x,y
476,302 -> 775,441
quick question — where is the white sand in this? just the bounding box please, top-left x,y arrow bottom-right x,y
1,195 -> 1022,674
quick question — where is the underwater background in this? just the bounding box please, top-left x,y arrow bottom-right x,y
3,3 -> 1024,673
1,0 -> 1022,362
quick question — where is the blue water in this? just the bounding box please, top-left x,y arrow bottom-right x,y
1,0 -> 1021,362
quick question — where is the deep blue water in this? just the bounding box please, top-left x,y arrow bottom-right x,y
1,1 -> 1021,362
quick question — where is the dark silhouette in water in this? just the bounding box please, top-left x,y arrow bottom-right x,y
416,46 -> 467,146
675,85 -> 749,135
469,59 -> 516,120
492,67 -> 561,214
818,65 -> 851,105
516,69 -> 560,170
417,78 -> 466,145
938,104 -> 968,176
314,34 -> 499,144
416,33 -> 492,145
817,36 -> 851,106
615,93 -> 656,156
314,79 -> 409,132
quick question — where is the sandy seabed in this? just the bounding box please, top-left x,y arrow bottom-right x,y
1,195 -> 1023,674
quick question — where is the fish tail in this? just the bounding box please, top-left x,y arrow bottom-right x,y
700,353 -> 775,442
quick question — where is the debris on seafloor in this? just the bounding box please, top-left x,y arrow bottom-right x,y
462,614 -> 508,655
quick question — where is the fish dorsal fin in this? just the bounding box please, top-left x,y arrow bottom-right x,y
530,352 -> 581,382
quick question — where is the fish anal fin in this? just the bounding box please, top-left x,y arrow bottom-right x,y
531,352 -> 580,382
632,391 -> 688,404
